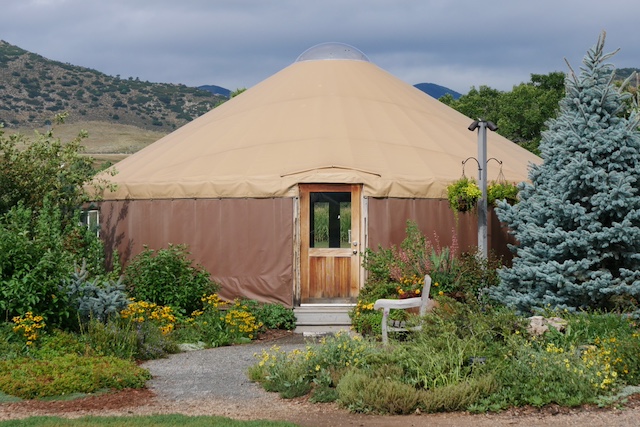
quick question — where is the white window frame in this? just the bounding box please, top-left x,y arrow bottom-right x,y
81,209 -> 100,237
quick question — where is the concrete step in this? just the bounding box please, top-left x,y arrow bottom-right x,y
294,306 -> 352,325
294,305 -> 353,334
294,325 -> 354,336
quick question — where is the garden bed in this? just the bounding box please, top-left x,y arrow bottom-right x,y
2,345 -> 640,427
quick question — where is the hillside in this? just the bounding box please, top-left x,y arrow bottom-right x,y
616,68 -> 640,83
0,40 -> 227,132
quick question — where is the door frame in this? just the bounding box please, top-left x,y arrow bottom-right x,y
295,183 -> 364,305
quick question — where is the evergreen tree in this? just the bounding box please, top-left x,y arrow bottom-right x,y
491,32 -> 640,317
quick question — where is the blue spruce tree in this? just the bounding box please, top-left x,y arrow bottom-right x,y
491,32 -> 640,316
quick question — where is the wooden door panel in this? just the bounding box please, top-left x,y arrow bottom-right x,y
300,184 -> 361,304
309,256 -> 351,299
334,257 -> 350,298
309,257 -> 328,298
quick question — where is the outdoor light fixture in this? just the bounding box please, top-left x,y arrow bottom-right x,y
468,119 -> 498,258
469,120 -> 498,132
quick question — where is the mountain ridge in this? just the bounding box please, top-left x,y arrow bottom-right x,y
413,82 -> 462,99
0,40 -> 226,132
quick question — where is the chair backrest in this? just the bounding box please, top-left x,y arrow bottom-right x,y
419,274 -> 432,316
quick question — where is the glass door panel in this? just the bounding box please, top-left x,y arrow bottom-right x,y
309,192 -> 351,248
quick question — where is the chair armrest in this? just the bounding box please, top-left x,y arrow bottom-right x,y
374,297 -> 422,310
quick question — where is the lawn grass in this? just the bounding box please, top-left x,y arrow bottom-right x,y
0,414 -> 300,427
0,391 -> 21,403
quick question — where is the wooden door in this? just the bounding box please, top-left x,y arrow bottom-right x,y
300,184 -> 361,304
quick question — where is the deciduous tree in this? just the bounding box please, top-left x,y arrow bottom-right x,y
0,113 -> 96,221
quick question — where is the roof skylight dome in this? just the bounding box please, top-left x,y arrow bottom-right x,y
295,42 -> 370,63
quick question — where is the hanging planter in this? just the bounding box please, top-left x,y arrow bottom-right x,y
447,176 -> 481,213
487,181 -> 519,207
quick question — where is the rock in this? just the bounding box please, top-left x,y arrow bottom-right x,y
527,316 -> 567,336
178,342 -> 206,352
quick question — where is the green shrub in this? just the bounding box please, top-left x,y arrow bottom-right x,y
0,122 -> 110,328
420,374 -> 497,412
305,332 -> 375,373
454,251 -> 502,302
422,300 -> 527,353
310,384 -> 339,403
64,262 -> 129,324
132,319 -> 180,360
0,354 -> 151,399
123,244 -> 218,315
249,345 -> 311,399
0,119 -> 99,222
349,306 -> 382,336
249,294 -> 640,414
33,330 -> 86,359
394,324 -> 484,390
222,300 -> 262,342
117,301 -> 180,359
250,333 -> 379,400
337,368 -> 423,414
175,295 -> 261,347
537,311 -> 640,387
175,309 -> 230,348
0,202 -> 76,328
241,300 -> 297,331
0,322 -> 22,360
352,221 -> 502,336
474,343 -> 605,410
80,318 -> 138,360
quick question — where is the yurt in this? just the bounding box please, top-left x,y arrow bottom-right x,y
95,43 -> 540,307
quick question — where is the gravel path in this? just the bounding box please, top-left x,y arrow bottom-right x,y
142,339 -> 306,402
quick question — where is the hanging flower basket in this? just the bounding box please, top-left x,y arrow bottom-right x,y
487,181 -> 519,207
447,177 -> 481,213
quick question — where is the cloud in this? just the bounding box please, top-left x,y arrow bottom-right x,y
2,0 -> 639,93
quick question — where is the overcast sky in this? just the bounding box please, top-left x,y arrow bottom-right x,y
2,1 -> 639,94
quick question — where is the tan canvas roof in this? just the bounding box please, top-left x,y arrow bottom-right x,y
97,44 -> 540,200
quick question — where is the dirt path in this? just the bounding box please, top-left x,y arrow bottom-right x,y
2,388 -> 639,426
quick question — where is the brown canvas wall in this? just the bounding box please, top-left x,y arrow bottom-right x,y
100,198 -> 295,307
367,198 -> 514,261
99,196 -> 514,309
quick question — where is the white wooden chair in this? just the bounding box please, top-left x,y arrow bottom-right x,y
373,274 -> 433,344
